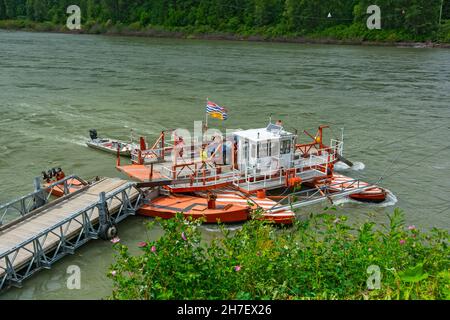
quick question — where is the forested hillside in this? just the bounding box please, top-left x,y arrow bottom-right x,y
1,0 -> 449,42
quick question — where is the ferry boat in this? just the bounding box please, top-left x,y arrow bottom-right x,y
115,121 -> 388,225
86,129 -> 139,157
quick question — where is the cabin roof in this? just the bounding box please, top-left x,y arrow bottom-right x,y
233,125 -> 294,142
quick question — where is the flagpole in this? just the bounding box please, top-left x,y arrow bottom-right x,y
203,98 -> 208,146
205,98 -> 209,130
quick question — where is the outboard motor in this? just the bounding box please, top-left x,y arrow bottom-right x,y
89,129 -> 98,140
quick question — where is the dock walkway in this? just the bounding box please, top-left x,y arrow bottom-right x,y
0,177 -> 141,290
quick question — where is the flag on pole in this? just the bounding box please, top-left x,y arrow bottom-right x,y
206,100 -> 228,120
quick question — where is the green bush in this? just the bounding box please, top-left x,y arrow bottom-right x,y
108,209 -> 449,300
438,20 -> 450,43
34,21 -> 56,32
0,19 -> 31,29
128,21 -> 143,32
87,23 -> 107,35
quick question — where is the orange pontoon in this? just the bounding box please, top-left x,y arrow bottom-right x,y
138,194 -> 249,223
312,174 -> 387,203
138,191 -> 296,224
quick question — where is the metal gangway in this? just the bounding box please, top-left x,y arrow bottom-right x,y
0,176 -> 142,291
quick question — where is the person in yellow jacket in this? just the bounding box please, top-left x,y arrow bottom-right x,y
200,146 -> 208,170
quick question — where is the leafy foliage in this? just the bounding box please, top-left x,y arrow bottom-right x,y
108,209 -> 449,300
0,0 -> 449,41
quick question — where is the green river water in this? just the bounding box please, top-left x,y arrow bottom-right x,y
0,30 -> 449,299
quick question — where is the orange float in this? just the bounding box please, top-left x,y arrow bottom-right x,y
138,194 -> 250,223
43,178 -> 85,198
313,174 -> 387,203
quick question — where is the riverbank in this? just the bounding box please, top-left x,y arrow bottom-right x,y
1,19 -> 450,49
109,211 -> 450,300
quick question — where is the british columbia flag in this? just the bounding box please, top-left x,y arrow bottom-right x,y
206,100 -> 228,120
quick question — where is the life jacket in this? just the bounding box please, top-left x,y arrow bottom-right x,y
200,150 -> 208,161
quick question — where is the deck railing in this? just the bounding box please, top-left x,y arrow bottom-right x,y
268,178 -> 367,213
0,175 -> 88,227
159,163 -> 240,189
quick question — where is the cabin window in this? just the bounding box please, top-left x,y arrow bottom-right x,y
281,139 -> 291,155
257,142 -> 269,158
243,141 -> 249,161
251,143 -> 256,158
271,140 -> 279,157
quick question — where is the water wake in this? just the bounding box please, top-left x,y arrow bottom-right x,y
55,136 -> 88,148
332,189 -> 398,208
335,161 -> 366,171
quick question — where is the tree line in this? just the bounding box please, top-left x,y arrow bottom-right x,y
0,0 -> 449,37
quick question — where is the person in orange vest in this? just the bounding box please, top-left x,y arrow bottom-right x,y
55,168 -> 66,181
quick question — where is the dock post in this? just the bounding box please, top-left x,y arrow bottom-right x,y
97,192 -> 118,240
32,177 -> 47,211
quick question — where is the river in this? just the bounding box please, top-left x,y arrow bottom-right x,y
0,30 -> 449,299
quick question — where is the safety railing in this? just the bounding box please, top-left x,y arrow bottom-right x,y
331,139 -> 344,157
268,178 -> 369,213
0,175 -> 88,227
294,152 -> 330,171
234,167 -> 284,191
159,163 -> 240,188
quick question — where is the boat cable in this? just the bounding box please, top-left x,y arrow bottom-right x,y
339,122 -> 450,183
375,150 -> 404,184
349,122 -> 449,154
227,185 -> 264,210
377,144 -> 450,183
193,2 -> 407,23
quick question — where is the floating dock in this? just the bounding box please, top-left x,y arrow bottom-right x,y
0,176 -> 142,291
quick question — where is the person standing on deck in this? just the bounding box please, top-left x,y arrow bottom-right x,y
175,136 -> 185,158
200,145 -> 208,170
209,136 -> 221,167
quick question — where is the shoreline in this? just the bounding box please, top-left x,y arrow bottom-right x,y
1,24 -> 450,49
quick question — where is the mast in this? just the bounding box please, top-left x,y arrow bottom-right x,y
205,97 -> 209,131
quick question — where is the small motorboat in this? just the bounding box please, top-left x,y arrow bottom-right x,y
87,129 -> 138,157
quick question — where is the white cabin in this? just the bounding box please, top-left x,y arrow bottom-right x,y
233,124 -> 296,173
